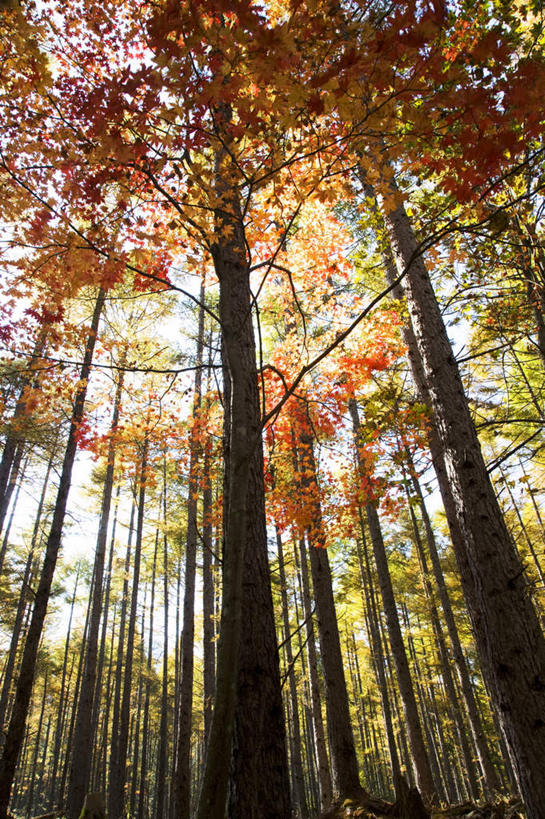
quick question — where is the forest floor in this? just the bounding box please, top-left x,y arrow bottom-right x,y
321,795 -> 525,818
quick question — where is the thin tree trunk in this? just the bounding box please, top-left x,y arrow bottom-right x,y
202,381 -> 215,746
90,488 -> 119,793
0,444 -> 24,543
295,536 -> 333,810
407,453 -> 501,795
66,362 -> 125,819
138,531 -> 158,819
59,589 -> 92,807
0,548 -> 34,730
25,670 -> 47,819
155,462 -> 170,819
0,290 -> 105,819
108,499 -> 135,813
276,528 -> 309,817
403,472 -> 480,800
296,414 -> 364,801
172,291 -> 205,819
349,400 -> 435,802
355,516 -> 402,796
0,454 -> 27,575
109,435 -> 149,819
48,564 -> 81,808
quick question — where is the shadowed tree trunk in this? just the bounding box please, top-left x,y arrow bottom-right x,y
367,179 -> 505,797
378,180 -> 545,818
155,460 -> 170,819
196,113 -> 290,819
276,527 -> 309,818
355,518 -> 402,797
295,534 -> 333,811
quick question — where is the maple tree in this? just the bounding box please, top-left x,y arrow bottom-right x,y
0,1 -> 544,818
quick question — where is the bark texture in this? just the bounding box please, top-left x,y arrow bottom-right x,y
196,124 -> 290,818
381,190 -> 545,819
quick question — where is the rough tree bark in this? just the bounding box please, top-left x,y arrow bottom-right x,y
379,182 -> 545,819
196,114 -> 290,819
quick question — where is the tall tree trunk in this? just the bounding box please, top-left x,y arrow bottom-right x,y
350,400 -> 435,803
172,291 -> 205,819
138,531 -> 158,819
295,412 -> 364,802
196,119 -> 290,819
403,471 -> 480,799
48,564 -> 81,808
90,488 -> 119,793
25,670 -> 47,819
276,528 -> 309,817
108,500 -> 135,813
355,517 -> 402,797
59,585 -> 92,807
406,452 -> 501,796
371,187 -> 502,796
379,183 -> 545,818
109,435 -> 149,819
0,289 -> 105,819
66,360 -> 125,818
295,534 -> 333,810
155,462 -> 170,819
202,366 -> 216,746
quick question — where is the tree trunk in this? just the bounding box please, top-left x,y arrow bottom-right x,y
372,188 -> 503,797
108,500 -> 135,815
138,532 -> 158,819
109,434 -> 149,819
0,289 -> 105,819
296,414 -> 364,802
196,119 -> 290,819
155,462 -> 170,819
403,472 -> 480,800
0,548 -> 34,731
295,537 -> 333,810
202,361 -> 216,747
0,327 -> 48,535
380,186 -> 545,818
276,528 -> 309,817
355,517 -> 402,797
350,400 -> 435,803
66,363 -> 125,819
48,564 -> 81,809
172,291 -> 205,819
